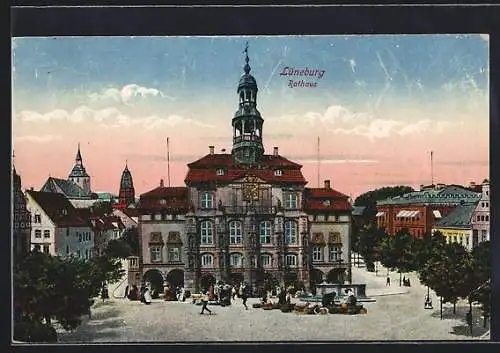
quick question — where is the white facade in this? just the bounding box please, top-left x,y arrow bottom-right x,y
26,192 -> 95,259
471,181 -> 490,245
26,194 -> 57,255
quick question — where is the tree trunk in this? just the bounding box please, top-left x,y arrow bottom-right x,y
440,297 -> 443,320
399,271 -> 402,287
453,302 -> 456,314
469,299 -> 473,336
484,315 -> 487,328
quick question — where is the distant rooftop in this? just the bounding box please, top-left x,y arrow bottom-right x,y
377,185 -> 480,206
434,203 -> 477,229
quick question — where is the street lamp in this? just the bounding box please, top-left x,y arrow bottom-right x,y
424,286 -> 433,309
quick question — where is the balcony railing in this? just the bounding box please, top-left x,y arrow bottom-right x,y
224,206 -> 276,214
233,135 -> 262,143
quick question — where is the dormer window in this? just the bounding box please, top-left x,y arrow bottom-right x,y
323,200 -> 331,207
159,199 -> 167,205
274,169 -> 283,176
62,209 -> 68,215
216,168 -> 225,176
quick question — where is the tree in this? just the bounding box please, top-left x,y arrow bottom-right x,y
14,250 -> 124,341
354,186 -> 414,223
357,223 -> 386,270
468,241 -> 491,327
379,228 -> 416,286
104,227 -> 139,258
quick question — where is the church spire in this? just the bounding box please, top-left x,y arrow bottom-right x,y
76,142 -> 82,164
243,41 -> 251,74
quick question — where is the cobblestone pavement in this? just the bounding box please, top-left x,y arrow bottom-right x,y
57,265 -> 490,343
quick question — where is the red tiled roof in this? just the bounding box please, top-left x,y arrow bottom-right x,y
185,154 -> 306,185
139,187 -> 190,213
305,187 -> 349,199
26,190 -> 88,227
304,187 -> 352,212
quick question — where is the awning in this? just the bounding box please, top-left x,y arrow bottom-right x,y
433,210 -> 442,218
376,211 -> 385,217
409,210 -> 420,217
396,210 -> 407,217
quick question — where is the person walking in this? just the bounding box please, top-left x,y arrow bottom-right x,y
386,276 -> 391,287
200,291 -> 212,315
241,283 -> 249,310
232,286 -> 237,300
144,287 -> 152,305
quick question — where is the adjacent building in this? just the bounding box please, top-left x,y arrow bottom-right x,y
25,190 -> 94,259
471,180 -> 490,246
134,47 -> 352,293
432,203 -> 477,250
376,185 -> 481,238
12,167 -> 31,263
40,144 -> 97,208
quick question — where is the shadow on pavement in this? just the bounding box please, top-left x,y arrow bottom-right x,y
429,306 -> 489,338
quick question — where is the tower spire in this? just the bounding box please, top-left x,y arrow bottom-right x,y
76,142 -> 82,163
243,41 -> 251,74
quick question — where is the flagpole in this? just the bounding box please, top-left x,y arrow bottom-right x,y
430,151 -> 434,186
167,137 -> 171,187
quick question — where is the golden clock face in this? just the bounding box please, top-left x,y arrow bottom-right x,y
243,183 -> 259,201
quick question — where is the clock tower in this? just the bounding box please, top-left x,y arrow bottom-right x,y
231,43 -> 265,165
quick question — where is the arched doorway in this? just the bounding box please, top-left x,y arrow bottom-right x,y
166,269 -> 184,289
230,272 -> 244,286
309,268 -> 324,294
200,273 -> 216,292
143,269 -> 165,294
326,269 -> 345,284
283,271 -> 298,288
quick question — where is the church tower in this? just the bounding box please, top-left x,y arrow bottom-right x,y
68,143 -> 91,194
118,161 -> 135,208
231,42 -> 265,165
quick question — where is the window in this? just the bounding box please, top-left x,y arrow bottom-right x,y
259,221 -> 272,244
285,254 -> 297,267
486,202 -> 489,207
229,221 -> 243,244
35,230 -> 41,238
486,215 -> 489,222
284,193 -> 298,209
66,245 -> 69,254
216,169 -> 225,176
481,215 -> 485,221
466,236 -> 469,246
43,230 -> 50,238
284,220 -> 297,244
201,254 -> 213,267
34,214 -> 41,223
274,169 -> 282,176
312,246 -> 322,261
150,246 -> 162,262
200,220 -> 214,244
85,249 -> 89,260
43,244 -> 50,254
323,200 -> 331,207
79,234 -> 82,243
477,215 -> 480,221
201,192 -> 214,209
260,254 -> 271,267
230,253 -> 243,267
329,246 -> 340,261
159,199 -> 167,205
482,202 -> 485,207
168,247 -> 180,262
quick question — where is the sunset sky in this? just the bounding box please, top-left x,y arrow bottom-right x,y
12,35 -> 489,199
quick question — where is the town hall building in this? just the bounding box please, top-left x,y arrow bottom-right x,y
133,47 -> 353,294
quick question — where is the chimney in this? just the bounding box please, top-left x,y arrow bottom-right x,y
470,181 -> 476,187
324,180 -> 331,189
273,147 -> 279,156
209,146 -> 215,155
420,184 -> 424,191
30,187 -> 34,191
160,179 -> 164,187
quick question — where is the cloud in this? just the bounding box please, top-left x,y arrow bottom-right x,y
15,135 -> 62,143
15,106 -> 215,130
88,84 -> 175,106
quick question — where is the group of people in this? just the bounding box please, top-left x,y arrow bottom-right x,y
199,282 -> 252,314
